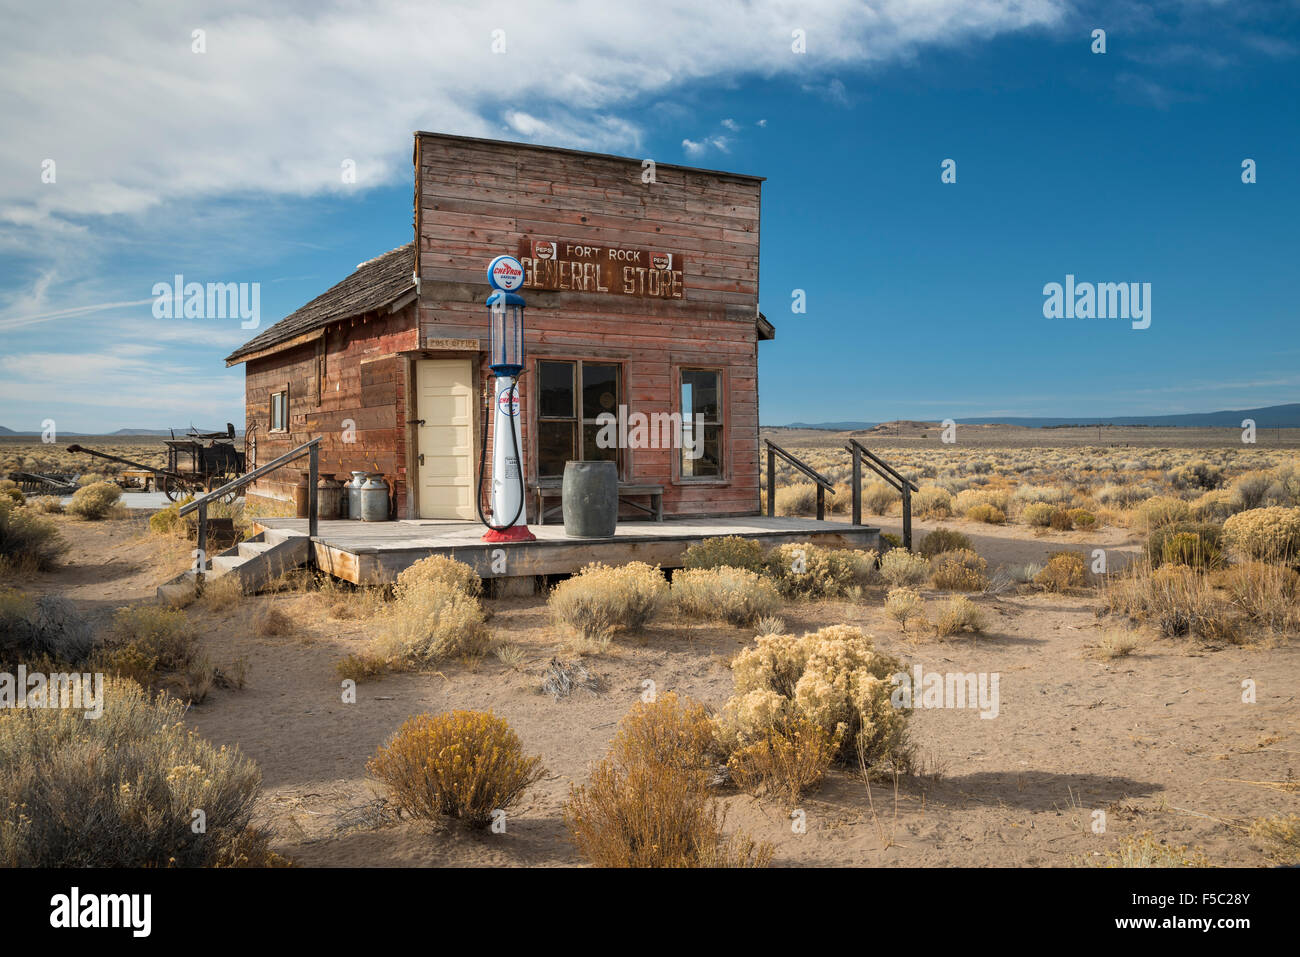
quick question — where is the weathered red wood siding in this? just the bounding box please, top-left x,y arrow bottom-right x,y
414,133 -> 764,518
244,305 -> 418,515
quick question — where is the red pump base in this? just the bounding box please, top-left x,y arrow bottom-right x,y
482,525 -> 537,543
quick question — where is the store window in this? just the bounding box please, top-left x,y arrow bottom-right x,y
679,369 -> 722,478
536,359 -> 621,477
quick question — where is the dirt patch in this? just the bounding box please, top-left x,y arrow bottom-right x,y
9,513 -> 1298,867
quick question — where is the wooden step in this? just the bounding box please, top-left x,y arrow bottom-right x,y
156,531 -> 311,601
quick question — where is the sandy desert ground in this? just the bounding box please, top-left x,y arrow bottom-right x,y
10,489 -> 1297,868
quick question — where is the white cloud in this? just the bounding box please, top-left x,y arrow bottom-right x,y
681,135 -> 730,157
0,0 -> 1067,229
0,345 -> 243,429
0,0 -> 1070,428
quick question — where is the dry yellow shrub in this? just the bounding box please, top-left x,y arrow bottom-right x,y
564,693 -> 771,868
727,715 -> 834,802
1223,506 -> 1300,562
367,710 -> 543,828
672,567 -> 781,626
717,625 -> 907,770
548,562 -> 667,643
763,543 -> 874,599
912,486 -> 953,518
1134,495 -> 1192,530
682,535 -> 764,572
930,548 -> 988,591
66,481 -> 122,520
609,691 -> 717,773
375,580 -> 492,665
1035,551 -> 1085,592
885,586 -> 925,630
934,595 -> 986,637
394,554 -> 482,599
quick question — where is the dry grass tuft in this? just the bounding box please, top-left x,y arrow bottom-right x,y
1089,627 -> 1143,660
66,481 -> 124,520
255,606 -> 295,637
672,566 -> 781,626
933,595 -> 986,637
564,692 -> 771,868
1092,831 -> 1209,868
0,678 -> 279,867
548,562 -> 667,646
727,715 -> 834,803
1249,814 -> 1300,865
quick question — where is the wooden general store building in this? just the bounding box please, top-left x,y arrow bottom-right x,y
227,132 -> 775,522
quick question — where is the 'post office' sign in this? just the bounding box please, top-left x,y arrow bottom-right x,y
519,239 -> 684,299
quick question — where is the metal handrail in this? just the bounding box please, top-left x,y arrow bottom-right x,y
846,438 -> 919,492
844,438 -> 916,549
178,437 -> 321,517
764,438 -> 836,520
179,436 -> 322,583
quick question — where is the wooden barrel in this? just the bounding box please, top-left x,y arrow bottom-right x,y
562,461 -> 618,538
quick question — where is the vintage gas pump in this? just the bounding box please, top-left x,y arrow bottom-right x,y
477,255 -> 535,542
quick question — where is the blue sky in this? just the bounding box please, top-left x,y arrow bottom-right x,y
1,0 -> 1297,432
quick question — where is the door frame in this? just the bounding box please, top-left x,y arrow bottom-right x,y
405,349 -> 483,520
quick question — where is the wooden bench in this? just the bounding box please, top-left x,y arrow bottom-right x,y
531,479 -> 664,525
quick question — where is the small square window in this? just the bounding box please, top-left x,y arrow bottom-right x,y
270,390 -> 288,432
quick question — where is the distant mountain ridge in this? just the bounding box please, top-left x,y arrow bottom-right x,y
0,426 -> 236,437
771,403 -> 1300,430
6,402 -> 1300,436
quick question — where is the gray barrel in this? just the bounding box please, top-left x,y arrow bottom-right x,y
562,460 -> 618,537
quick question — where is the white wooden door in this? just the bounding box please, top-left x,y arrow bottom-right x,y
415,358 -> 475,519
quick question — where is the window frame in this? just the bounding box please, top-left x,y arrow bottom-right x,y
674,366 -> 727,484
269,387 -> 289,433
533,357 -> 624,480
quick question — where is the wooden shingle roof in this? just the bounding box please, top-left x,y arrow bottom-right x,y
225,243 -> 415,364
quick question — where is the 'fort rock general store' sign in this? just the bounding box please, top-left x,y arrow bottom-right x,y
518,239 -> 685,299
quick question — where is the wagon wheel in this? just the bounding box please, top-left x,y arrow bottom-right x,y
208,472 -> 241,504
162,476 -> 204,504
160,476 -> 184,503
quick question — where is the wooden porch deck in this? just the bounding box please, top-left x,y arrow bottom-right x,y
252,515 -> 881,585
